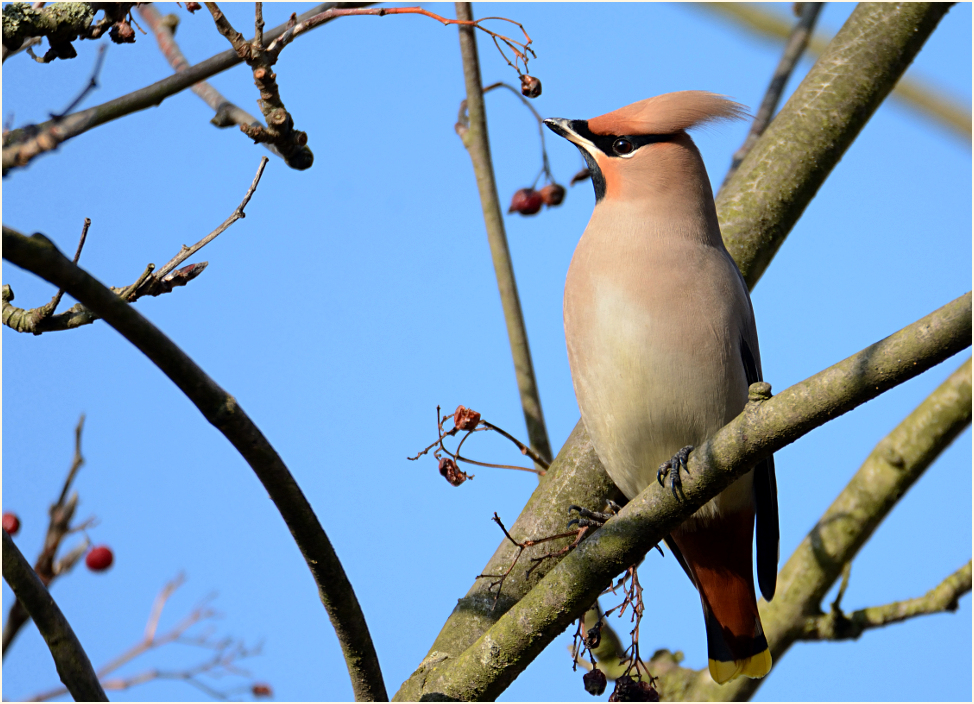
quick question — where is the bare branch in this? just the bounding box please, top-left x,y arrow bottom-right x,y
136,4 -> 284,160
152,156 -> 268,281
699,2 -> 972,143
2,531 -> 107,702
2,226 -> 388,702
50,43 -> 108,118
720,2 -> 822,189
454,2 -> 552,467
716,3 -> 953,290
800,561 -> 973,642
3,415 -> 90,656
2,3 -> 354,174
201,2 -> 312,169
2,157 -> 267,335
25,575 -> 264,702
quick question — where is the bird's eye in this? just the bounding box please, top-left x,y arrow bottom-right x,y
612,138 -> 634,155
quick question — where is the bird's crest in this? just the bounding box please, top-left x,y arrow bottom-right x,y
587,91 -> 748,136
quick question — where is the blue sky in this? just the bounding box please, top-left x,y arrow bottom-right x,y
2,3 -> 970,701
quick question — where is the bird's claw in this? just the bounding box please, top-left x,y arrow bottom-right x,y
657,445 -> 693,500
567,500 -> 622,529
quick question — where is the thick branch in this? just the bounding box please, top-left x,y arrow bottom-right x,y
721,2 -> 822,188
397,295 -> 971,700
716,2 -> 952,289
2,530 -> 107,702
699,2 -> 972,143
800,560 -> 972,642
683,354 -> 973,701
2,228 -> 387,702
454,2 -> 552,466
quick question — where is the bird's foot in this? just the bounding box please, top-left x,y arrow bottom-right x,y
567,500 -> 622,529
657,445 -> 693,500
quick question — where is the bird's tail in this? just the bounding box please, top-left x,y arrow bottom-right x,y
670,510 -> 772,684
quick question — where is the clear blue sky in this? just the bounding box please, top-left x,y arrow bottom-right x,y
2,3 -> 970,701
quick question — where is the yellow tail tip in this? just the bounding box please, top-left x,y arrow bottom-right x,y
708,649 -> 772,684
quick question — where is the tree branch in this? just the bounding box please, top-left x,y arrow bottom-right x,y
200,2 -> 312,170
681,354 -> 973,701
2,530 -> 107,702
396,294 -> 971,700
2,227 -> 387,702
136,4 -> 284,161
699,2 -> 972,143
454,2 -> 552,466
721,2 -> 822,188
1,2 -> 134,63
2,157 -> 266,335
3,415 -> 90,657
1,3 -> 361,175
800,560 -> 972,642
716,2 -> 952,289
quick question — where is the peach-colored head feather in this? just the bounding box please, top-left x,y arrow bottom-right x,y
587,91 -> 748,136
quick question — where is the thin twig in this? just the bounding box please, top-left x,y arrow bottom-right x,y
56,414 -> 86,506
35,217 -> 90,323
152,156 -> 268,281
50,44 -> 109,120
483,420 -> 550,470
2,158 -> 268,335
720,2 -> 822,190
455,453 -> 542,475
2,416 -> 90,657
25,575 -> 264,702
266,5 -> 535,74
455,2 -> 552,467
481,82 -> 553,184
801,560 -> 973,642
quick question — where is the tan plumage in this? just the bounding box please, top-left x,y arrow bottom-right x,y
545,91 -> 778,684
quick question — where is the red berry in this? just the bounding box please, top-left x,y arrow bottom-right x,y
85,545 -> 114,572
2,512 -> 20,535
508,188 -> 543,216
539,183 -> 566,207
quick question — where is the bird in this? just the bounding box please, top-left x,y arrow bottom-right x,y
544,91 -> 778,684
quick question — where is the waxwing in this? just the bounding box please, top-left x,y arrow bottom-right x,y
545,91 -> 778,684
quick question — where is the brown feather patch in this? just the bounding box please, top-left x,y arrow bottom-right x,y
588,91 -> 748,136
671,509 -> 765,662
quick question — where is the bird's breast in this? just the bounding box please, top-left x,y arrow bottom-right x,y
564,218 -> 751,506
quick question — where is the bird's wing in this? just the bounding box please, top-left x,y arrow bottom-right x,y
740,335 -> 779,602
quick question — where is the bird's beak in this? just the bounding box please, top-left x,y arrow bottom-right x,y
544,118 -> 599,158
544,117 -> 582,144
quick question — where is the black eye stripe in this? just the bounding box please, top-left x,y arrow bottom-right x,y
569,120 -> 673,156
